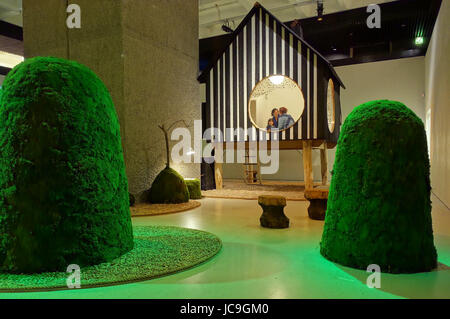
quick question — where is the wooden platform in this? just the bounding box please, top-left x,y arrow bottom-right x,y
202,179 -> 326,201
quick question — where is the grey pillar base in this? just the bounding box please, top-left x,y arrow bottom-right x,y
259,205 -> 290,229
307,199 -> 327,220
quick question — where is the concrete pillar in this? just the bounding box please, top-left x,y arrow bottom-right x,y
23,0 -> 200,201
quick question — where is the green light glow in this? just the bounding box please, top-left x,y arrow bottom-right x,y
415,36 -> 424,45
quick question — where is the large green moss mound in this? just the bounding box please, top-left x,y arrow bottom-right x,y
148,167 -> 189,204
185,178 -> 202,199
0,57 -> 134,273
320,100 -> 437,273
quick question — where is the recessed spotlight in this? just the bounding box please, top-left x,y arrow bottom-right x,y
317,1 -> 324,21
222,24 -> 234,33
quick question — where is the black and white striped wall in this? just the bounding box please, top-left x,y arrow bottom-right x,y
201,6 -> 342,145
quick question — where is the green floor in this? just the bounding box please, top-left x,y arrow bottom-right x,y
1,197 -> 449,299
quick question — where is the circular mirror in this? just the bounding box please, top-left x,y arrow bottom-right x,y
327,78 -> 335,133
248,75 -> 304,132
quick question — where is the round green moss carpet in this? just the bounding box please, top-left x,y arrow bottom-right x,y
0,226 -> 221,292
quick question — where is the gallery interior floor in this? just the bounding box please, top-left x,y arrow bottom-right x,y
1,195 -> 449,299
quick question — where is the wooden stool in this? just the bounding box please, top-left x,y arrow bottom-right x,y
304,187 -> 329,220
258,195 -> 289,229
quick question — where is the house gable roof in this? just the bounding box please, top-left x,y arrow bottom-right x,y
197,2 -> 345,89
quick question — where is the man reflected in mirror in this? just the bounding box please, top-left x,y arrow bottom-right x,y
278,107 -> 295,130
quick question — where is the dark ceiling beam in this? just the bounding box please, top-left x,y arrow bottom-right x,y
0,21 -> 23,41
330,47 -> 426,67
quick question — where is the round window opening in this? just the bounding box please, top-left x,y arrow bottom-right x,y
248,75 -> 305,132
327,78 -> 335,133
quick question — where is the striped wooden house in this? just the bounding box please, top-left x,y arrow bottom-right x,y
199,2 -> 345,147
198,2 -> 346,191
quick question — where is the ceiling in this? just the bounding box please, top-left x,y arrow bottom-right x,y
0,0 -> 443,74
0,0 -> 22,26
199,0 -> 393,39
200,0 -> 442,69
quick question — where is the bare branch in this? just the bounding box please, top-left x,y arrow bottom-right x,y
157,119 -> 192,169
166,119 -> 192,132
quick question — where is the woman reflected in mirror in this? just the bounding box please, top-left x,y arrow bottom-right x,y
271,108 -> 279,128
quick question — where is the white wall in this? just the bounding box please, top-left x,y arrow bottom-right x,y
223,56 -> 426,181
326,56 -> 426,181
336,57 -> 426,121
425,0 -> 450,208
223,148 -> 307,181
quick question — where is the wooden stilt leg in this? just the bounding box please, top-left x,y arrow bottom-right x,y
302,140 -> 313,191
320,143 -> 328,185
215,162 -> 223,189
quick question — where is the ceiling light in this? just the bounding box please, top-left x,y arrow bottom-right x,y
269,75 -> 284,85
222,19 -> 234,33
0,51 -> 24,69
222,24 -> 234,33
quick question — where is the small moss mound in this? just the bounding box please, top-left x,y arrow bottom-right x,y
185,178 -> 202,199
148,167 -> 189,204
0,57 -> 134,273
320,100 -> 437,273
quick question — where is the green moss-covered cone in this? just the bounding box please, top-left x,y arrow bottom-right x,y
148,167 -> 189,204
185,179 -> 202,199
0,57 -> 134,273
320,100 -> 437,273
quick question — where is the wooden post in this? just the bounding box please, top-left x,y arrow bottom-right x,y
215,162 -> 223,189
257,148 -> 262,185
302,140 -> 313,191
320,143 -> 328,185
